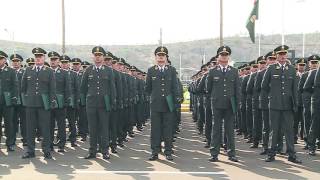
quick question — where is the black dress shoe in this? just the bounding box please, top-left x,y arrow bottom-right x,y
128,134 -> 135,138
149,154 -> 158,161
23,142 -> 28,146
165,155 -> 173,161
246,139 -> 253,143
209,156 -> 218,162
71,142 -> 78,147
309,150 -> 316,156
228,156 -> 238,162
260,149 -> 268,155
250,144 -> 259,148
123,138 -> 129,142
117,142 -> 125,148
81,137 -> 87,141
288,157 -> 302,164
204,144 -> 210,148
102,153 -> 110,160
84,153 -> 96,159
7,145 -> 15,152
303,145 -> 308,150
111,148 -> 118,154
265,156 -> 275,162
44,152 -> 52,159
22,152 -> 35,159
58,148 -> 65,152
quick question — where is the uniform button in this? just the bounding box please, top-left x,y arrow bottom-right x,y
36,92 -> 38,95
224,89 -> 226,92
97,76 -> 100,78
37,78 -> 39,81
161,84 -> 165,86
162,78 -> 164,80
282,82 -> 284,84
224,84 -> 226,86
97,81 -> 100,84
282,93 -> 285,95
161,89 -> 164,91
282,87 -> 284,89
162,94 -> 165,97
97,87 -> 100,89
224,95 -> 227,97
224,79 -> 226,82
97,92 -> 100,95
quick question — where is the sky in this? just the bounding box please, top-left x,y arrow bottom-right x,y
0,0 -> 318,45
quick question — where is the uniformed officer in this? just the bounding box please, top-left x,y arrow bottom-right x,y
240,64 -> 251,139
48,51 -> 70,152
72,58 -> 88,141
21,47 -> 56,159
80,46 -> 116,160
249,56 -> 266,148
262,45 -> 301,163
60,55 -> 78,147
255,51 -> 277,155
303,55 -> 320,155
207,46 -> 240,162
10,54 -> 27,146
26,58 -> 35,67
0,51 -> 19,152
294,58 -> 306,144
145,46 -> 179,161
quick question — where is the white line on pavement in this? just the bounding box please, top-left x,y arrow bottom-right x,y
75,170 -> 226,175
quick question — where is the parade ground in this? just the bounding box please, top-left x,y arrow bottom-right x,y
0,113 -> 319,180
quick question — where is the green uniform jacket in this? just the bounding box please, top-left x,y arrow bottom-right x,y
145,65 -> 178,112
261,63 -> 298,111
80,65 -> 116,109
21,66 -> 56,108
0,66 -> 18,106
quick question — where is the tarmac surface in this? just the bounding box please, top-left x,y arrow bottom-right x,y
0,113 -> 319,180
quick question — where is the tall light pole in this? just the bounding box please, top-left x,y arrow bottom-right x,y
219,0 -> 223,46
62,0 -> 66,54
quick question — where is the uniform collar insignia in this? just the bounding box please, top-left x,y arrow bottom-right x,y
275,65 -> 280,70
155,65 -> 159,70
164,65 -> 168,70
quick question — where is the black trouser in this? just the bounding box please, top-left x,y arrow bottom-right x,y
110,110 -> 118,148
205,100 -> 212,143
198,100 -> 205,133
117,108 -> 125,142
240,103 -> 247,136
246,98 -> 253,139
13,105 -> 26,144
150,111 -> 174,155
25,107 -> 51,153
86,107 -> 110,154
66,107 -> 77,143
308,103 -> 320,151
210,108 -> 236,157
294,105 -> 304,141
77,106 -> 88,137
252,108 -> 262,144
0,105 -> 15,147
269,109 -> 296,158
50,108 -> 66,148
303,104 -> 311,144
261,109 -> 270,150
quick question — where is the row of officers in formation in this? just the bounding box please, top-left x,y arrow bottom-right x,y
189,45 -> 320,164
0,46 -> 183,161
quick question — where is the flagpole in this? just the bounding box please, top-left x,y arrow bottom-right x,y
219,0 -> 223,46
281,0 -> 285,45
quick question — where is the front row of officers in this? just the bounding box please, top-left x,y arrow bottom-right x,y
190,44 -> 320,164
0,47 -> 156,160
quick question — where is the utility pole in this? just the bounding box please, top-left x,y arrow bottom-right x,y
62,0 -> 66,54
159,28 -> 163,46
219,0 -> 223,46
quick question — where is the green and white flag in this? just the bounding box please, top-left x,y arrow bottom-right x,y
246,0 -> 259,43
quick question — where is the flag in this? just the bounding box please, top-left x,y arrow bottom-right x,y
246,0 -> 259,43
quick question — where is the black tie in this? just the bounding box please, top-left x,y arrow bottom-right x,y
37,66 -> 41,72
